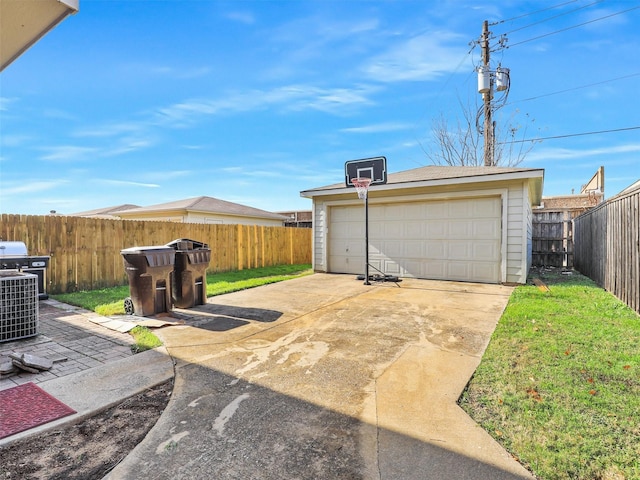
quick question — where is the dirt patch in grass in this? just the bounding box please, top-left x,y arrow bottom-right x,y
0,380 -> 173,480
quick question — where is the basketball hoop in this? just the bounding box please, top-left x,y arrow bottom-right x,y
351,177 -> 372,199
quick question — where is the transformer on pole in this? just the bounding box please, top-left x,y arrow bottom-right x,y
476,20 -> 510,167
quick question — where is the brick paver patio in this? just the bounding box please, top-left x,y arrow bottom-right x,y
0,300 -> 136,391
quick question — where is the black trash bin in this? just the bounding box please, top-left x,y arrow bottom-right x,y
121,245 -> 175,316
166,239 -> 211,309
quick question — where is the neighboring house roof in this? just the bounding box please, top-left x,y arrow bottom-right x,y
301,165 -> 544,204
116,196 -> 289,221
538,193 -> 603,211
621,179 -> 640,195
70,204 -> 142,218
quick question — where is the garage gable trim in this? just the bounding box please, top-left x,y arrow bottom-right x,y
301,170 -> 543,200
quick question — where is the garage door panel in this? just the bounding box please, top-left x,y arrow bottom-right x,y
473,219 -> 500,238
404,221 -> 424,237
471,263 -> 500,283
425,241 -> 446,258
424,261 -> 446,278
369,222 -> 385,237
426,221 -> 447,237
329,197 -> 502,282
449,220 -> 470,236
425,203 -> 445,219
383,260 -> 402,275
402,240 -> 424,258
472,241 -> 500,261
447,261 -> 471,279
473,197 -> 501,216
331,206 -> 362,222
448,241 -> 472,260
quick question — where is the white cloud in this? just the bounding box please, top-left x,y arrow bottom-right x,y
362,31 -> 468,82
95,179 -> 160,188
0,180 -> 67,195
43,109 -> 78,121
102,137 -> 155,157
143,170 -> 193,181
73,122 -> 145,138
225,11 -> 255,25
340,122 -> 413,134
117,62 -> 212,80
0,97 -> 18,111
527,143 -> 640,162
154,84 -> 379,123
1,134 -> 33,147
39,146 -> 98,162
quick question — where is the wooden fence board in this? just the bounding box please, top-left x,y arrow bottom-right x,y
574,185 -> 640,315
532,210 -> 574,267
1,215 -> 312,294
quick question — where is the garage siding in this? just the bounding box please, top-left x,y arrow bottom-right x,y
505,184 -> 527,283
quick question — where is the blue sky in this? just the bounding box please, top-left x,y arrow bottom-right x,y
1,0 -> 638,215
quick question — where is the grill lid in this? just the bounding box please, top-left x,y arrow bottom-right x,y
0,241 -> 28,257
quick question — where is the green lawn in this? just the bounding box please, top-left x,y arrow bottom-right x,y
52,264 -> 312,315
459,270 -> 640,479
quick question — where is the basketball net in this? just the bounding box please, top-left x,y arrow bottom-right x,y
351,177 -> 372,200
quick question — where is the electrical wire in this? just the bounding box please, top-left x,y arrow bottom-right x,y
503,0 -> 604,35
507,6 -> 640,49
505,72 -> 640,106
496,126 -> 640,145
491,0 -> 579,25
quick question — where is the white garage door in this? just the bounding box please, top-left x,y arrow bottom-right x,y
328,196 -> 502,283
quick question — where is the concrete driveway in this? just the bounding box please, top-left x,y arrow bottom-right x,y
107,274 -> 533,480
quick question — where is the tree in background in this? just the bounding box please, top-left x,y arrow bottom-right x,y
426,98 -> 540,167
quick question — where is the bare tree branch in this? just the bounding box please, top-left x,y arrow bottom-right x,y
427,98 -> 537,167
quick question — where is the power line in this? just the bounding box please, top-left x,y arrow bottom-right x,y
491,0 -> 578,25
503,0 -> 603,35
507,6 -> 640,49
505,72 -> 640,105
497,126 -> 640,145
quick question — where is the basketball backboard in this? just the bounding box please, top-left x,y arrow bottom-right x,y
345,156 -> 387,187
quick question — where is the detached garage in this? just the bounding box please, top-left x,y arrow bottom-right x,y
300,166 -> 544,284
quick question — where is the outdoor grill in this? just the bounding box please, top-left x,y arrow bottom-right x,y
0,241 -> 50,300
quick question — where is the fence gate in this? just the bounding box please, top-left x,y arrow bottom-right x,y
532,211 -> 574,268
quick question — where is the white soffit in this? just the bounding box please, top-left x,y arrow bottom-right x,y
1,0 -> 79,72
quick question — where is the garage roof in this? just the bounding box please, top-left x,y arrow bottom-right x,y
301,165 -> 544,204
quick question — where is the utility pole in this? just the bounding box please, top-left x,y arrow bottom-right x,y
476,21 -> 510,167
481,20 -> 493,167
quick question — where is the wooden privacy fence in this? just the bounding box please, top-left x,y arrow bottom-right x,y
573,185 -> 640,314
0,215 -> 312,294
532,211 -> 574,267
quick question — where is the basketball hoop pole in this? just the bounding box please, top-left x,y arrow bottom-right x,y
364,193 -> 370,285
351,177 -> 372,285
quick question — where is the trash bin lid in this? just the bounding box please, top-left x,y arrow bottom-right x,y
121,245 -> 176,267
166,238 -> 209,250
121,245 -> 175,255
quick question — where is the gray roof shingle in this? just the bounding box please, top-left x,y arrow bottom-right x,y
117,196 -> 288,220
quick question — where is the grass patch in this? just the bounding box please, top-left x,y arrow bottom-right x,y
205,264 -> 313,296
53,285 -> 131,316
129,326 -> 163,353
459,270 -> 640,479
52,264 -> 312,315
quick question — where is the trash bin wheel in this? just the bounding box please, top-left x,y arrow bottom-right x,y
124,297 -> 135,315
